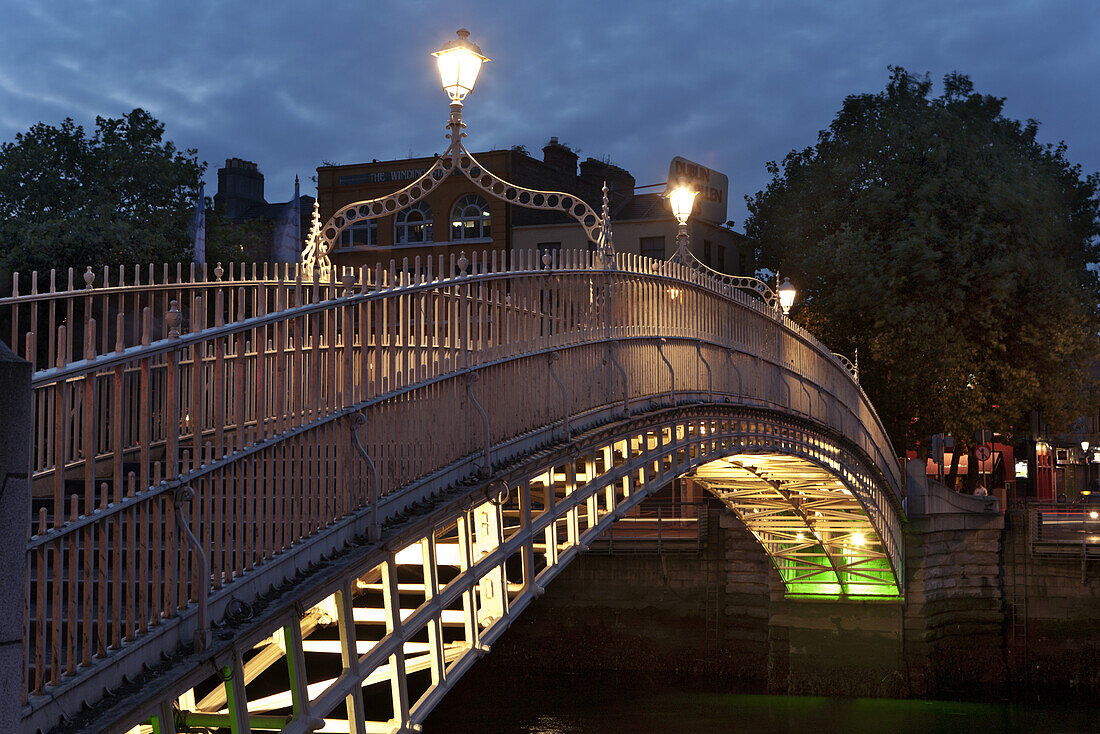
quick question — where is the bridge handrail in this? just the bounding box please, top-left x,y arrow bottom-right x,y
19,248 -> 903,718
2,260 -> 349,375
23,248 -> 902,527
24,256 -> 901,495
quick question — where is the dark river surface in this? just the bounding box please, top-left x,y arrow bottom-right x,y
422,672 -> 1100,733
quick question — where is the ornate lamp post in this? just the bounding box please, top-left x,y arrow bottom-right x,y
665,187 -> 796,318
777,276 -> 797,316
668,187 -> 698,261
301,29 -> 613,277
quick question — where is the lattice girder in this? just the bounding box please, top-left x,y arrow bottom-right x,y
692,453 -> 897,597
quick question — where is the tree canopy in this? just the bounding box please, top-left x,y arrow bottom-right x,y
746,67 -> 1100,453
0,108 -> 203,275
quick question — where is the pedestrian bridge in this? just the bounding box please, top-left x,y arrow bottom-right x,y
5,251 -> 905,733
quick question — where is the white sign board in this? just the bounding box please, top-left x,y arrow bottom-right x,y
666,156 -> 729,224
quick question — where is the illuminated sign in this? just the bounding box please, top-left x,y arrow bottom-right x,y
666,156 -> 728,224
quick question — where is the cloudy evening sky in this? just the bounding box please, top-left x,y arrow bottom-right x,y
2,0 -> 1097,228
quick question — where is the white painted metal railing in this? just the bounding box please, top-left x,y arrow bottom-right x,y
18,249 -> 904,731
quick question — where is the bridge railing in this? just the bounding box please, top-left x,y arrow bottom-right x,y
2,261 -> 347,376
19,248 -> 903,723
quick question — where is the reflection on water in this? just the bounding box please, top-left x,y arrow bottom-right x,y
423,673 -> 1099,734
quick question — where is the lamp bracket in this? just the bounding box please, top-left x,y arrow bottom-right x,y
453,148 -> 604,244
308,104 -> 609,270
669,248 -> 781,313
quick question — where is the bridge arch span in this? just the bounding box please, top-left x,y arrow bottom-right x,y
14,253 -> 907,733
78,404 -> 902,734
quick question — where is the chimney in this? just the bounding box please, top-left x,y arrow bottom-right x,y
578,158 -> 635,207
542,137 -> 579,176
214,158 -> 266,218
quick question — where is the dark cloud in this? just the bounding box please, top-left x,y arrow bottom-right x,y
2,0 -> 1097,226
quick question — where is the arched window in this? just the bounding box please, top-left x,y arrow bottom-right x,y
450,194 -> 491,240
339,219 -> 378,248
395,202 -> 433,244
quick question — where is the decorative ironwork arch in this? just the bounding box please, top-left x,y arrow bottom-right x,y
669,247 -> 783,313
305,104 -> 610,274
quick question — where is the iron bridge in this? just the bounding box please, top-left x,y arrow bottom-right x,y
2,251 -> 905,733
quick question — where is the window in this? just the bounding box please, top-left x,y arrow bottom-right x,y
717,244 -> 726,270
640,236 -> 665,261
538,241 -> 562,258
339,219 -> 378,248
396,202 -> 433,244
703,240 -> 713,266
451,194 -> 491,240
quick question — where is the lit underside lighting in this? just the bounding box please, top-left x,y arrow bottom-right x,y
688,453 -> 901,599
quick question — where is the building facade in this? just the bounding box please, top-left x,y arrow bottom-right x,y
214,158 -> 314,261
317,139 -> 751,275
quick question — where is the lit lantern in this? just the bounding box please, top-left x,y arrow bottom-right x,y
668,187 -> 698,226
432,29 -> 489,103
777,276 -> 797,315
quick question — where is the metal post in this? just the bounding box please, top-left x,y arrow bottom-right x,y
657,504 -> 663,555
283,619 -> 314,724
337,582 -> 367,734
0,341 -> 29,731
675,222 -> 690,261
221,655 -> 251,734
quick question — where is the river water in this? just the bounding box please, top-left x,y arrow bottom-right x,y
422,672 -> 1100,733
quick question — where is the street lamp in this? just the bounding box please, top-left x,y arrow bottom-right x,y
664,187 -> 795,318
431,29 -> 488,103
777,277 -> 797,316
301,29 -> 611,277
668,187 -> 697,262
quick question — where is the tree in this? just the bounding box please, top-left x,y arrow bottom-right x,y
0,108 -> 204,277
205,207 -> 273,265
746,68 -> 1100,467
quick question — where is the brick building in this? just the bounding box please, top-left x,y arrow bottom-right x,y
317,139 -> 750,274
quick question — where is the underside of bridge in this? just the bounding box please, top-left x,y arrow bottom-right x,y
688,454 -> 900,598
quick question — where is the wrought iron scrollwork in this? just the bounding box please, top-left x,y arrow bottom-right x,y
307,102 -> 611,271
669,248 -> 781,313
455,150 -> 604,244
832,351 -> 860,383
319,155 -> 455,255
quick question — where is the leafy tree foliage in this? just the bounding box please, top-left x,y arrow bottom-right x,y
746,68 -> 1100,454
205,208 -> 273,266
0,109 -> 204,276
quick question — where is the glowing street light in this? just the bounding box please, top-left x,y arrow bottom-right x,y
432,29 -> 489,103
777,276 -> 797,316
667,187 -> 698,264
668,187 -> 698,226
306,29 -> 611,277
